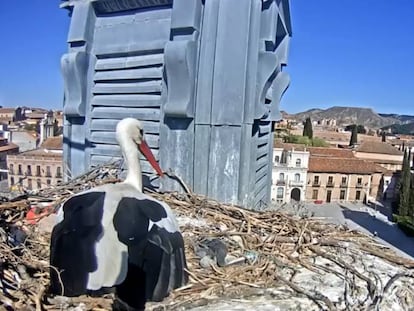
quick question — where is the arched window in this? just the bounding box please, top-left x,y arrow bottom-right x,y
277,187 -> 284,199
296,158 -> 301,167
294,173 -> 300,182
279,173 -> 284,181
274,155 -> 280,163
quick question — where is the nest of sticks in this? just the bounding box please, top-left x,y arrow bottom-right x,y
0,163 -> 413,311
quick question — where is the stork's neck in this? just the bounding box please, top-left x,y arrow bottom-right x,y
121,138 -> 142,191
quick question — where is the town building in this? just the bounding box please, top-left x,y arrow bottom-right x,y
7,136 -> 63,191
306,147 -> 384,203
9,131 -> 38,152
271,144 -> 310,204
0,138 -> 19,180
353,141 -> 404,171
0,107 -> 25,124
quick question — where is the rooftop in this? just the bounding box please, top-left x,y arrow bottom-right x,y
0,108 -> 16,114
0,143 -> 19,153
355,141 -> 403,156
273,142 -> 308,152
40,136 -> 63,150
309,157 -> 383,174
308,147 -> 355,158
10,148 -> 62,159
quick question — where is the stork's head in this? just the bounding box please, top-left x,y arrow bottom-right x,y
116,118 -> 164,177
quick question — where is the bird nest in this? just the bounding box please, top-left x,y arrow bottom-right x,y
0,163 -> 413,311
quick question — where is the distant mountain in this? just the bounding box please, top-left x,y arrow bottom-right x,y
288,106 -> 414,129
378,113 -> 414,124
381,122 -> 414,135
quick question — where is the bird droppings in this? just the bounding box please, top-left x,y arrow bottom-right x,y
0,162 -> 413,310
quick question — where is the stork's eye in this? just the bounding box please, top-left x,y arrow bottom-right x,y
139,129 -> 144,136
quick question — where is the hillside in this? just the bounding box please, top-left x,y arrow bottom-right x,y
289,106 -> 414,129
382,122 -> 414,135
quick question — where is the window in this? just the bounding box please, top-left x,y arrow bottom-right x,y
341,176 -> 347,185
313,176 -> 319,185
9,164 -> 14,174
279,173 -> 284,181
46,179 -> 51,186
46,166 -> 51,178
37,179 -> 42,189
312,189 -> 318,200
328,176 -> 333,184
277,187 -> 284,199
18,164 -> 22,175
385,180 -> 390,186
296,158 -> 301,167
340,190 -> 346,200
56,167 -> 62,178
27,165 -> 32,176
10,177 -> 14,185
27,179 -> 32,190
356,190 -> 361,200
36,165 -> 41,177
357,177 -> 362,185
274,155 -> 280,163
294,173 -> 300,182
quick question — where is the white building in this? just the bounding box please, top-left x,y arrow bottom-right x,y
271,144 -> 310,204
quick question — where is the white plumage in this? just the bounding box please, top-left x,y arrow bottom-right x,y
49,118 -> 188,310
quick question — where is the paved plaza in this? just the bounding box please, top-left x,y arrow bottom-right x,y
274,200 -> 414,259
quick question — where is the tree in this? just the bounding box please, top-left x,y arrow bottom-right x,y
302,117 -> 313,139
381,131 -> 386,142
399,149 -> 411,216
53,119 -> 61,136
344,124 -> 366,134
412,150 -> 414,169
349,125 -> 358,146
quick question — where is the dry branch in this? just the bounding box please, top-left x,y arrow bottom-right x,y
0,162 -> 413,310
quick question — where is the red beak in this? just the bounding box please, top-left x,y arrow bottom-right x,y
138,140 -> 164,177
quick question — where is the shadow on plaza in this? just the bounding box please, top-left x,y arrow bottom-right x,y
340,204 -> 414,258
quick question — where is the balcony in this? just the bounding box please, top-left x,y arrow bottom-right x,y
289,180 -> 304,187
356,183 -> 363,188
312,182 -> 321,187
276,179 -> 286,186
56,173 -> 62,178
340,183 -> 347,188
26,171 -> 32,177
326,182 -> 335,188
273,162 -> 288,168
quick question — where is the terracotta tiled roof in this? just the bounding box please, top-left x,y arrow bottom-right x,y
40,136 -> 63,150
273,142 -> 308,151
0,108 -> 16,114
370,159 -> 403,165
308,147 -> 355,158
26,112 -> 46,119
309,157 -> 382,174
0,143 -> 19,153
15,149 -> 62,158
356,141 -> 403,156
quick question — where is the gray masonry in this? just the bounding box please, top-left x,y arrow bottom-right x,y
61,0 -> 292,209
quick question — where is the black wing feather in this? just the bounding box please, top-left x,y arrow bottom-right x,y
49,192 -> 105,296
113,197 -> 188,306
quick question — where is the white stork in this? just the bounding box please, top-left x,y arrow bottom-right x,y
49,118 -> 188,310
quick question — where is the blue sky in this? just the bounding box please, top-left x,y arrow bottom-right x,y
283,0 -> 414,115
0,1 -> 70,110
0,1 -> 413,115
